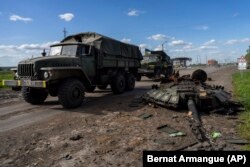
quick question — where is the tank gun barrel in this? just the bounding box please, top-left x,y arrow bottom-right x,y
187,98 -> 200,123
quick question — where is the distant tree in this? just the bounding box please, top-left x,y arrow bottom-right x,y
0,67 -> 3,71
246,45 -> 250,63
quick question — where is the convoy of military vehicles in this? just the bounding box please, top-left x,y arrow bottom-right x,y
4,31 -> 240,114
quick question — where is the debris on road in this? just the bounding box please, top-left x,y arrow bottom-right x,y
157,124 -> 185,137
224,139 -> 250,145
211,131 -> 222,140
137,113 -> 153,120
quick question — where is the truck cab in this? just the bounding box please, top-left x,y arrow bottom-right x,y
137,50 -> 173,81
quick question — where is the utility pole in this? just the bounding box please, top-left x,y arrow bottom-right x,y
63,28 -> 67,38
161,40 -> 167,51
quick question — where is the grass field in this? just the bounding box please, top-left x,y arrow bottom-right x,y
233,71 -> 250,150
0,71 -> 13,88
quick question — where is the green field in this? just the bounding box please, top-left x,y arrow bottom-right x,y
0,71 -> 13,88
233,71 -> 250,150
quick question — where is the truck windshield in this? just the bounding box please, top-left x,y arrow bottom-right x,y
49,45 -> 78,56
142,55 -> 159,63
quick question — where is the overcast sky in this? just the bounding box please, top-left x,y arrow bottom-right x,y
0,0 -> 250,66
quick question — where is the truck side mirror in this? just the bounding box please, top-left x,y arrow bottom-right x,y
41,49 -> 46,57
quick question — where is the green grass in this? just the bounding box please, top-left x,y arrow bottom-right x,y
0,71 -> 14,88
233,71 -> 250,150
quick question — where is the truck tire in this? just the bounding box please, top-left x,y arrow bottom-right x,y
86,86 -> 96,93
165,66 -> 173,78
125,74 -> 135,91
136,74 -> 141,81
111,74 -> 125,94
58,79 -> 85,108
22,87 -> 48,105
12,86 -> 21,91
97,84 -> 108,90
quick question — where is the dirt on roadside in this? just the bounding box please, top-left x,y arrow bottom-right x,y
0,66 -> 245,167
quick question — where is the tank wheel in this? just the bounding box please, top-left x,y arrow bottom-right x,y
136,74 -> 141,81
85,86 -> 96,93
111,74 -> 125,94
58,79 -> 85,108
97,84 -> 108,90
22,87 -> 48,105
125,74 -> 135,91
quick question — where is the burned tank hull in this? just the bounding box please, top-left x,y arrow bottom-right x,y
142,69 -> 244,114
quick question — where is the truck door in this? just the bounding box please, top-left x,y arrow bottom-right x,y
78,45 -> 96,77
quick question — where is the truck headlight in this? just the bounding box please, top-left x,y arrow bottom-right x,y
43,71 -> 49,79
15,72 -> 19,77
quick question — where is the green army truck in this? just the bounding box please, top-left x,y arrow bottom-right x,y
3,32 -> 143,108
136,50 -> 173,81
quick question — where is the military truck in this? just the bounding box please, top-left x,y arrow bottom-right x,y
3,32 -> 143,108
136,50 -> 173,81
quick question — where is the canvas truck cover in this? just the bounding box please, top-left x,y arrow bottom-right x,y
61,32 -> 143,60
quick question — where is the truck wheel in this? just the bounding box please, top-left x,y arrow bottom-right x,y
97,84 -> 108,90
58,79 -> 85,108
136,74 -> 141,81
86,86 -> 96,93
165,66 -> 173,78
22,87 -> 48,105
111,74 -> 125,94
125,74 -> 135,91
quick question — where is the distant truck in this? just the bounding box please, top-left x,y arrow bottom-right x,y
3,32 -> 143,108
136,50 -> 173,81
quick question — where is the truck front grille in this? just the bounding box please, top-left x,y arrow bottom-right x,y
18,64 -> 34,77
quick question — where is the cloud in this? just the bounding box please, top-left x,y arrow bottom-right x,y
225,39 -> 238,45
194,25 -> 209,31
168,40 -> 193,51
121,38 -> 131,43
170,49 -> 184,53
225,38 -> 250,45
139,44 -> 147,49
0,41 -> 59,66
59,13 -> 74,21
154,45 -> 163,51
199,45 -> 218,50
183,45 -> 193,49
9,14 -> 33,22
204,39 -> 216,46
127,9 -> 143,16
148,34 -> 167,41
0,41 -> 59,51
169,40 -> 192,46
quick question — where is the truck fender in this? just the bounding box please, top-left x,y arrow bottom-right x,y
40,67 -> 92,88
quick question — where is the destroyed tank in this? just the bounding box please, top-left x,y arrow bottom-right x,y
142,69 -> 243,114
